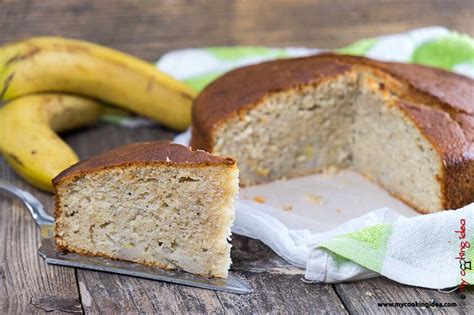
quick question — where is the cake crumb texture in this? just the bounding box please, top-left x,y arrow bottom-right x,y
54,141 -> 238,278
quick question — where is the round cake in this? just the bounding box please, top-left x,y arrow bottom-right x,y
191,53 -> 473,213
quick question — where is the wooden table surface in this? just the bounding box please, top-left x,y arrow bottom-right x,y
1,0 -> 473,313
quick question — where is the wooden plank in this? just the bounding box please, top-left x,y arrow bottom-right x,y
334,277 -> 473,314
215,236 -> 348,314
0,0 -> 472,61
61,122 -> 176,161
76,270 -> 224,313
0,169 -> 81,313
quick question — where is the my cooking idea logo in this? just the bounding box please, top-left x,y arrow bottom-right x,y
454,218 -> 471,299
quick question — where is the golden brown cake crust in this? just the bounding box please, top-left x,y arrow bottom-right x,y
191,53 -> 474,211
399,102 -> 474,210
53,140 -> 236,186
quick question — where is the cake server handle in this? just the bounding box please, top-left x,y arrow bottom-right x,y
0,180 -> 54,226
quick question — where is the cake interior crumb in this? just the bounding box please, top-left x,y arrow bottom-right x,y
56,163 -> 238,278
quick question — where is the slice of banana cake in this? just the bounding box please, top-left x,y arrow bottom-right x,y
53,140 -> 238,278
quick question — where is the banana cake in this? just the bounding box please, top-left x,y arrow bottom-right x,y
191,53 -> 473,213
53,141 -> 238,278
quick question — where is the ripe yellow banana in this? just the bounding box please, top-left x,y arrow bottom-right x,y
0,37 -> 195,131
0,94 -> 102,192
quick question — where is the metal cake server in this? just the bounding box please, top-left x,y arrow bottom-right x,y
0,180 -> 251,294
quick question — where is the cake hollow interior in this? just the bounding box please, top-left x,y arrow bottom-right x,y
212,69 -> 443,212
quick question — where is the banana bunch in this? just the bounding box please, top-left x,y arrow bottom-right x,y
0,37 -> 196,130
0,37 -> 197,191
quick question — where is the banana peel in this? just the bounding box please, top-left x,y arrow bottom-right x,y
0,94 -> 102,192
0,37 -> 196,131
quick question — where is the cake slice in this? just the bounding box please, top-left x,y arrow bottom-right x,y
53,140 -> 238,278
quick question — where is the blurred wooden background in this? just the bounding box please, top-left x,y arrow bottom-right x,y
1,0 -> 473,61
1,0 -> 473,313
